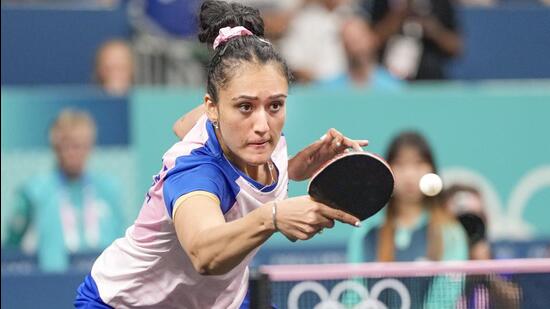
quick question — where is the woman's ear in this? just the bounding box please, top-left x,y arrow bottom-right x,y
204,94 -> 218,124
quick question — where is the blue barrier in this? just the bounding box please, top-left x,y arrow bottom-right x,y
2,241 -> 548,309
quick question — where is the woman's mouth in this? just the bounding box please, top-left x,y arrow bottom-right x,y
248,140 -> 270,148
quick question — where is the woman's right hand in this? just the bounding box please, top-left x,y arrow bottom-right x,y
274,196 -> 360,241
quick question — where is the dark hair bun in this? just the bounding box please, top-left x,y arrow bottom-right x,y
198,0 -> 264,47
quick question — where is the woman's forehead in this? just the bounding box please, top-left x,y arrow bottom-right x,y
396,146 -> 424,160
221,62 -> 288,98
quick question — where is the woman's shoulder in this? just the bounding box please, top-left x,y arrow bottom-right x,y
162,115 -> 220,172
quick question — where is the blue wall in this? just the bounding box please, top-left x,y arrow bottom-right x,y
1,5 -> 129,85
1,5 -> 549,85
449,6 -> 550,79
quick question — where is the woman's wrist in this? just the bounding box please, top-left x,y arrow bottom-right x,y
272,201 -> 279,232
257,201 -> 279,234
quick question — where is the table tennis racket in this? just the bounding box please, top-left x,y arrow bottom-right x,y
308,151 -> 394,221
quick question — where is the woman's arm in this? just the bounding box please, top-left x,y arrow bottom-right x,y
174,193 -> 359,275
174,193 -> 274,275
172,105 -> 206,139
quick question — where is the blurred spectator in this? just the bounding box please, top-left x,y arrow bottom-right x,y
345,131 -> 467,308
4,109 -> 124,272
317,16 -> 405,89
443,184 -> 522,308
458,0 -> 497,6
230,0 -> 302,41
128,0 -> 207,86
352,131 -> 468,263
443,184 -> 490,259
94,39 -> 134,96
278,0 -> 352,83
361,0 -> 463,80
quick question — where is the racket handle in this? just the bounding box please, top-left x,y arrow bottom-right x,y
285,235 -> 297,242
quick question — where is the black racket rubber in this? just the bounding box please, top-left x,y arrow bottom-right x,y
308,152 -> 394,221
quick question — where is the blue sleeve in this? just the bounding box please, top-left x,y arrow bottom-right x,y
163,164 -> 233,218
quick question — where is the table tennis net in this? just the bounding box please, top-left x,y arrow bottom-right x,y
250,259 -> 550,309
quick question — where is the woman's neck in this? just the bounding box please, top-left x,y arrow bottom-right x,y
217,131 -> 274,186
348,57 -> 373,85
394,200 -> 424,228
58,167 -> 83,182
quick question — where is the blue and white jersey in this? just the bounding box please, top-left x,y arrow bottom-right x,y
88,115 -> 288,308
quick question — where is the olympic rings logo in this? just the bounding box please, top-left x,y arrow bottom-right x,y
287,278 -> 411,309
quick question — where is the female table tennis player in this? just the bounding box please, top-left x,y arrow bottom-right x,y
75,1 -> 367,308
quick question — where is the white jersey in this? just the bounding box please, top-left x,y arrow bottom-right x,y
90,115 -> 288,308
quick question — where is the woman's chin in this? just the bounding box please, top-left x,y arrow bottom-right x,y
241,153 -> 272,167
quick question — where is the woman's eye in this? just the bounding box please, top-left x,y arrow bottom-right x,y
270,101 -> 283,112
239,103 -> 252,112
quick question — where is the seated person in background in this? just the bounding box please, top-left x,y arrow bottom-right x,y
361,131 -> 467,263
317,16 -> 405,90
444,184 -> 490,260
444,184 -> 522,309
94,39 -> 134,96
278,0 -> 350,84
458,0 -> 497,6
347,131 -> 467,308
5,109 -> 124,272
362,0 -> 462,80
233,0 -> 302,41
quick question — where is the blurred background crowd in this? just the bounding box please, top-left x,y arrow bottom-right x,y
1,0 -> 549,307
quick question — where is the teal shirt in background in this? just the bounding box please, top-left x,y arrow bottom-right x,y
348,209 -> 468,263
346,210 -> 468,308
5,170 -> 125,272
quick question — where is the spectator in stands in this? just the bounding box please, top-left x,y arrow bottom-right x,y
94,39 -> 134,96
444,184 -> 490,259
5,109 -> 124,272
443,184 -> 522,308
355,131 -> 468,263
361,0 -> 463,80
458,0 -> 496,6
278,0 -> 351,83
346,131 -> 467,308
231,0 -> 302,41
317,16 -> 405,89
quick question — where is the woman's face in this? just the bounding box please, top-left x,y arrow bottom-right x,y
54,126 -> 94,179
97,43 -> 133,95
206,62 -> 288,169
391,146 -> 433,203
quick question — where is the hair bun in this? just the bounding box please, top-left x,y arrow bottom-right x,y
198,0 -> 264,47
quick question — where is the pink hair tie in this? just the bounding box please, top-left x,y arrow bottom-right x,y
212,26 -> 253,50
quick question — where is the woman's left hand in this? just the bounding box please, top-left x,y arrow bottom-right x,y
288,128 -> 369,181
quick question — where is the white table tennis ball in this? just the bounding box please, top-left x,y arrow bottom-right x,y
419,173 -> 443,196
